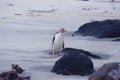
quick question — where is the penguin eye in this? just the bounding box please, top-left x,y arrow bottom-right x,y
61,28 -> 64,31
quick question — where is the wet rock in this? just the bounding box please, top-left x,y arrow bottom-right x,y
112,38 -> 120,41
89,62 -> 120,80
73,19 -> 120,38
60,47 -> 101,59
51,52 -> 94,75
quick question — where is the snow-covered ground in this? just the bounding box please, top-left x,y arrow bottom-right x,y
0,0 -> 120,80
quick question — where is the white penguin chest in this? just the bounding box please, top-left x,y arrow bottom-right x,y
54,33 -> 63,46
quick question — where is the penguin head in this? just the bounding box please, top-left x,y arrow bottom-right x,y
58,28 -> 67,33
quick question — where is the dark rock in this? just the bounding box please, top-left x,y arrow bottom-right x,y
73,19 -> 120,38
60,47 -> 101,59
11,64 -> 25,73
89,62 -> 120,80
0,70 -> 31,80
0,70 -> 18,80
51,52 -> 94,75
112,38 -> 120,41
0,64 -> 30,80
108,67 -> 120,80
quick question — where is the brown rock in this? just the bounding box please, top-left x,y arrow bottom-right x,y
11,64 -> 25,73
89,62 -> 120,80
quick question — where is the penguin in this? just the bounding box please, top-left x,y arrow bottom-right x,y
50,28 -> 67,56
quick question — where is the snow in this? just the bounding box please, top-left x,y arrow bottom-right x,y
0,0 -> 120,80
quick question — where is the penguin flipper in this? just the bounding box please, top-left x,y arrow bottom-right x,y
62,41 -> 64,49
52,36 -> 55,42
50,36 -> 55,54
